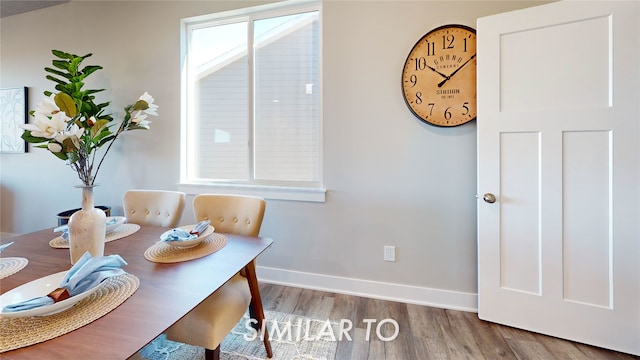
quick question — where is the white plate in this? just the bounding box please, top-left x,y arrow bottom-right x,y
0,271 -> 101,318
105,216 -> 127,234
160,225 -> 214,248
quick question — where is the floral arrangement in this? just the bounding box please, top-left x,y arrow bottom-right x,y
20,50 -> 158,186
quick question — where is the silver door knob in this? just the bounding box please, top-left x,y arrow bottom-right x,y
483,193 -> 496,203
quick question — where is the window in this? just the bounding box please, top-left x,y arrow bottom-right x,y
180,2 -> 324,202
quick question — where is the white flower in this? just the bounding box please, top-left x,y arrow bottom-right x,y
137,119 -> 152,129
130,111 -> 144,123
138,91 -> 159,116
20,111 -> 69,139
34,94 -> 60,116
130,111 -> 152,129
54,123 -> 84,143
48,142 -> 62,153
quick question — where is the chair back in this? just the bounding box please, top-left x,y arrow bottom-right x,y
123,190 -> 186,228
193,194 -> 265,236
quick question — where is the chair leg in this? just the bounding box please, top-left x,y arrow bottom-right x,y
244,260 -> 273,358
249,303 -> 259,330
204,345 -> 220,360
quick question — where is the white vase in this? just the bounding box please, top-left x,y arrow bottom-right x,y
68,185 -> 106,264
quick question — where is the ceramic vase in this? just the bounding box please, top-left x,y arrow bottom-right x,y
68,185 -> 106,264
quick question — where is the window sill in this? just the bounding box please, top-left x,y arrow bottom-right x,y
177,183 -> 326,203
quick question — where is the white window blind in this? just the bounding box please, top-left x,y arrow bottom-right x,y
182,4 -> 322,195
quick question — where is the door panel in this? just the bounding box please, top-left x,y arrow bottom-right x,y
499,14 -> 611,111
562,130 -> 611,308
499,132 -> 541,295
477,1 -> 639,355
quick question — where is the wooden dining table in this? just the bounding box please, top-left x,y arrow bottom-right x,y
0,224 -> 273,359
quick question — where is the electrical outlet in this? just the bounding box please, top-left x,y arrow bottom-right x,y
384,246 -> 396,262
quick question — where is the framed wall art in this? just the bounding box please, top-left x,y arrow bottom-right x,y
0,86 -> 28,153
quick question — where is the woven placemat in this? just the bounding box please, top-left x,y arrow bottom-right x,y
0,273 -> 139,353
49,223 -> 141,248
0,257 -> 29,280
144,233 -> 228,263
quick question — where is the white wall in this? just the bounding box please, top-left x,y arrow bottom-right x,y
0,0 -> 549,310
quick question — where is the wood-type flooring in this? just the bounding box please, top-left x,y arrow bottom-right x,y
258,283 -> 640,360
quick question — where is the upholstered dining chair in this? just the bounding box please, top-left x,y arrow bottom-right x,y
164,194 -> 272,360
122,189 -> 186,228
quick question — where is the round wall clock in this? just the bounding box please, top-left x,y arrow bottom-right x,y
401,24 -> 477,127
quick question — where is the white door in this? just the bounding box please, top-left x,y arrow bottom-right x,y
477,1 -> 639,355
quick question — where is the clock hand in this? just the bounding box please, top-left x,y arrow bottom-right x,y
425,64 -> 448,79
438,53 -> 476,88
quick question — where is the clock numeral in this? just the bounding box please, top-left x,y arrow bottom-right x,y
413,57 -> 427,71
427,103 -> 435,115
409,74 -> 417,87
463,38 -> 468,52
415,92 -> 423,104
444,107 -> 452,120
462,102 -> 470,115
425,41 -> 435,56
442,34 -> 455,50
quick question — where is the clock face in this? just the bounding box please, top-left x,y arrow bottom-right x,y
401,24 -> 477,127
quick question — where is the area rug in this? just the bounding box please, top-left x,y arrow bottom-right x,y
140,310 -> 340,360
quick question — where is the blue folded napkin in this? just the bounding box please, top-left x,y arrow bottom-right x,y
54,218 -> 120,240
0,241 -> 14,253
53,225 -> 70,240
162,220 -> 210,242
2,252 -> 128,313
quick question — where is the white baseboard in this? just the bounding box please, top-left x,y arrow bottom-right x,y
256,266 -> 478,312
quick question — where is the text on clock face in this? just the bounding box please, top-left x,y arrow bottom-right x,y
436,89 -> 460,95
